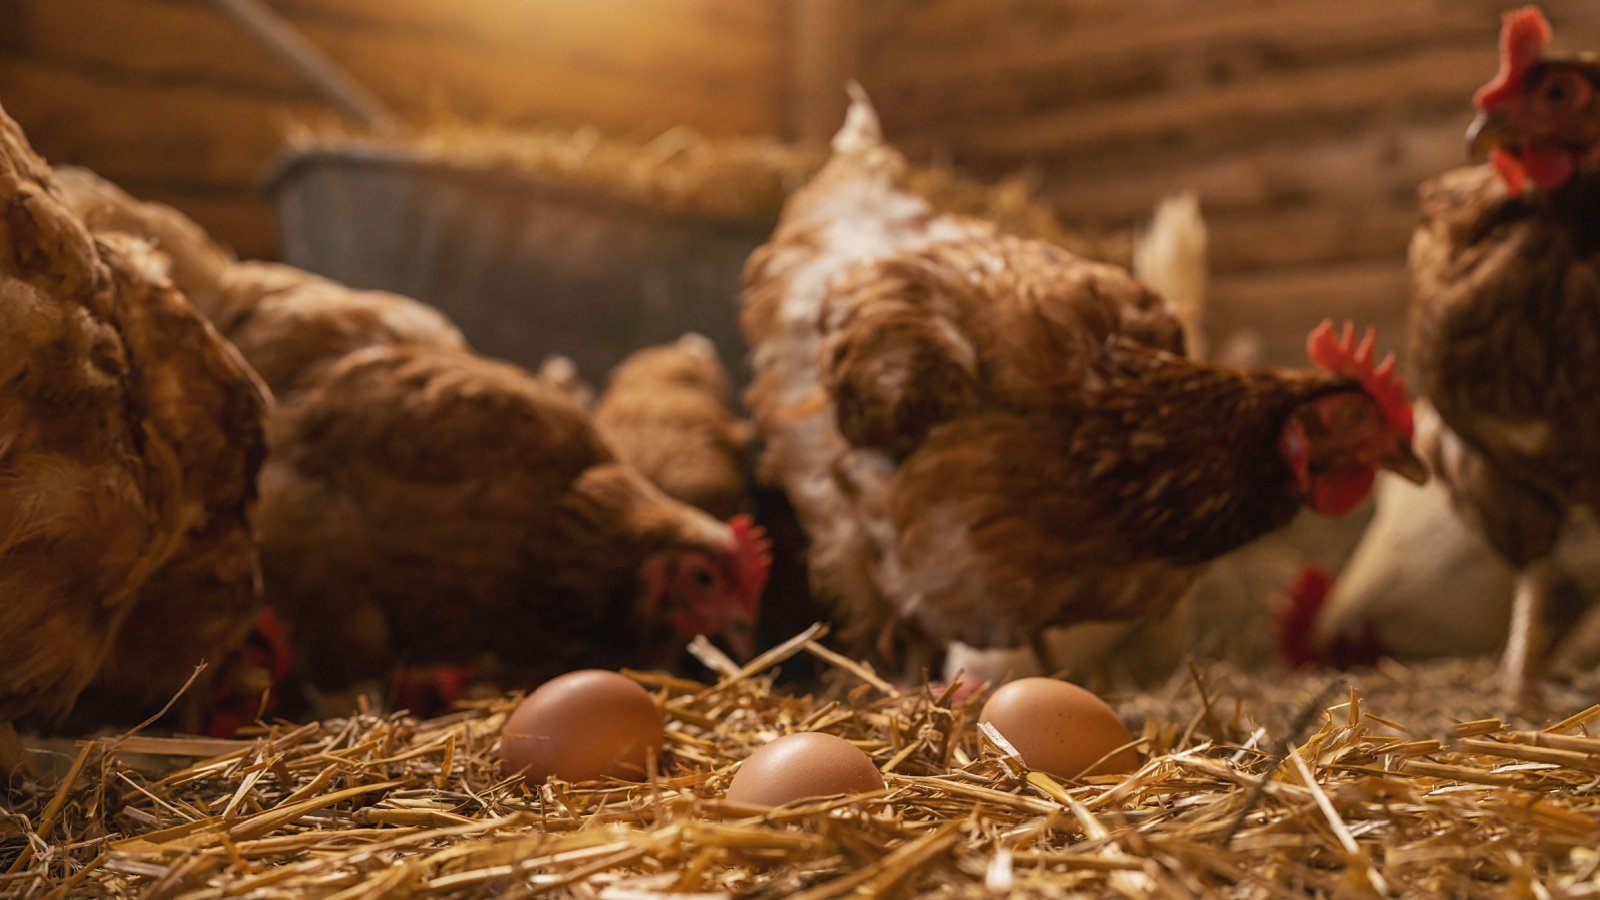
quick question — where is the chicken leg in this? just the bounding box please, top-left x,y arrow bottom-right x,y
941,640 -> 1046,689
1501,559 -> 1552,707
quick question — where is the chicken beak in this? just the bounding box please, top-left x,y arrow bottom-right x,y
1467,108 -> 1517,159
1378,439 -> 1429,485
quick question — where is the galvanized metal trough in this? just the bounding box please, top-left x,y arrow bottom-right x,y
269,144 -> 772,386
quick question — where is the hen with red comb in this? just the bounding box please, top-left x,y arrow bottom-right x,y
1410,2 -> 1600,703
1468,5 -> 1600,194
259,342 -> 772,700
742,90 -> 1424,679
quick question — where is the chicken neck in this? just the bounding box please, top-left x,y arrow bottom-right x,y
1073,352 -> 1346,566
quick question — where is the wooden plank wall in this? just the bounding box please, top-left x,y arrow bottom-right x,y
0,0 -> 786,260
858,0 -> 1600,363
8,0 -> 1594,362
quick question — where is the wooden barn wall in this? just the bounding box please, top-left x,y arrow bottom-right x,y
858,0 -> 1600,363
0,0 -> 786,260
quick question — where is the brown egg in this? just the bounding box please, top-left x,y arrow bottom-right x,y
978,677 -> 1138,779
499,669 -> 664,787
725,732 -> 884,807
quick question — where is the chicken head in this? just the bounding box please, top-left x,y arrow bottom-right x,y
202,608 -> 290,738
641,514 -> 771,658
1280,321 -> 1427,516
1468,6 -> 1600,194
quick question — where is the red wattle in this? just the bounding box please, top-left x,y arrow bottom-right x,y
1309,468 -> 1376,517
1493,147 -> 1530,195
1523,141 -> 1575,191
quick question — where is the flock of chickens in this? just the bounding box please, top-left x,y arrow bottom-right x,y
2,5 -> 1597,771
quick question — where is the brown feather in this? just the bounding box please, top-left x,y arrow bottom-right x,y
56,165 -> 762,699
0,105 -> 268,730
54,167 -> 466,399
258,345 -> 746,690
594,336 -> 752,520
1409,164 -> 1600,564
743,95 -> 1366,664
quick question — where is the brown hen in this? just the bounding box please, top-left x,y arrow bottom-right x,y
594,333 -> 754,520
257,343 -> 770,694
0,103 -> 268,757
743,92 -> 1425,675
1409,6 -> 1600,701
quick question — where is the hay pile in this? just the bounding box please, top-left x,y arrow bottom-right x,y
289,122 -> 818,223
286,122 -> 1131,264
8,625 -> 1600,898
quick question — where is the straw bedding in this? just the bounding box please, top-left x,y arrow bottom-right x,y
288,122 -> 1132,265
6,624 -> 1600,898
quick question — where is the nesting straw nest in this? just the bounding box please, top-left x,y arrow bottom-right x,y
286,121 -> 1131,265
9,624 -> 1598,898
288,121 -> 817,222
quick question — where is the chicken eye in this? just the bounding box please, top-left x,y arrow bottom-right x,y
1334,402 -> 1370,431
683,564 -> 717,590
1542,72 -> 1590,109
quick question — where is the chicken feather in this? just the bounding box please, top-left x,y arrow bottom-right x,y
594,334 -> 753,520
745,92 -> 1419,670
55,167 -> 465,398
259,344 -> 767,691
53,166 -> 768,708
0,103 -> 268,734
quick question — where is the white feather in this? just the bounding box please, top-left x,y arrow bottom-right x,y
1134,192 -> 1209,358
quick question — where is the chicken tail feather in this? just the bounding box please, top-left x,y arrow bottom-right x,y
1134,192 -> 1209,358
835,83 -> 885,156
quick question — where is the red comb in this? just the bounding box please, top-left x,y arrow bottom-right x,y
1275,565 -> 1333,669
393,665 -> 472,716
203,607 -> 290,738
1307,319 -> 1414,440
1475,6 -> 1553,109
1274,565 -> 1385,670
729,514 -> 772,615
